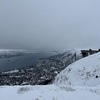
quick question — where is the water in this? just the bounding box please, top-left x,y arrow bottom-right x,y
0,52 -> 53,72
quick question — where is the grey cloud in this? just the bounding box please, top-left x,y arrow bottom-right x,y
0,0 -> 100,49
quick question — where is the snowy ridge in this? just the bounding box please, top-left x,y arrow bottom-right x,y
54,52 -> 100,86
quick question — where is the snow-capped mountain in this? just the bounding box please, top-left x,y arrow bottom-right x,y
0,49 -> 26,59
54,52 -> 100,86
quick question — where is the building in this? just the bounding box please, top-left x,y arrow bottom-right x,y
81,49 -> 100,57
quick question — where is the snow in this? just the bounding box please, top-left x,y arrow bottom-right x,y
54,52 -> 100,86
0,50 -> 100,99
2,69 -> 19,74
0,85 -> 100,100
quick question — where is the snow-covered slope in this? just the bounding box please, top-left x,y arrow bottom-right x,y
0,85 -> 100,100
54,52 -> 100,86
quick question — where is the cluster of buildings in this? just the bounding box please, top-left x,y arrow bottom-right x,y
81,49 -> 100,57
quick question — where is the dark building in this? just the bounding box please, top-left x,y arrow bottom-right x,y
81,49 -> 100,57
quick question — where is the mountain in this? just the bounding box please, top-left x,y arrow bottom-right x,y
0,50 -> 100,100
0,49 -> 26,59
0,49 -> 82,85
0,49 -> 59,72
54,52 -> 100,86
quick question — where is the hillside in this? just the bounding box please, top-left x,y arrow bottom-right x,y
54,52 -> 100,86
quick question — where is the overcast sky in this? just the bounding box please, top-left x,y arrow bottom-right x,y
0,0 -> 100,50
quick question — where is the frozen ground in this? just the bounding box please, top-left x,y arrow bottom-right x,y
0,85 -> 100,100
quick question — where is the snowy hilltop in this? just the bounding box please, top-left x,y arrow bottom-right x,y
54,52 -> 100,86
